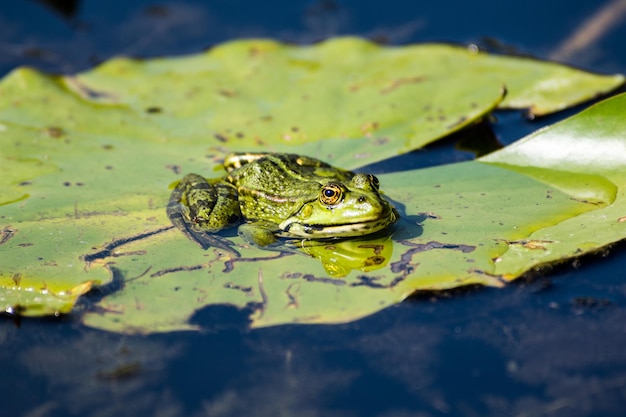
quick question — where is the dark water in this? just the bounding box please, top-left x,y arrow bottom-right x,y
1,1 -> 626,416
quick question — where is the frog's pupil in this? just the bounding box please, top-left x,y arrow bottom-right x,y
324,189 -> 336,197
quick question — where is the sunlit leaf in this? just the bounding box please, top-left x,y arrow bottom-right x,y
0,38 -> 623,325
82,93 -> 626,333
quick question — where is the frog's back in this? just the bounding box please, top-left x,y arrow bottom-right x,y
225,153 -> 353,222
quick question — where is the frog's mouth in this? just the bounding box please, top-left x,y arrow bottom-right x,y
281,206 -> 399,238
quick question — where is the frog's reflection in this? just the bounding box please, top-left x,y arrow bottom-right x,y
298,233 -> 394,278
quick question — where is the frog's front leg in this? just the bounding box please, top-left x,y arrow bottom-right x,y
238,221 -> 280,247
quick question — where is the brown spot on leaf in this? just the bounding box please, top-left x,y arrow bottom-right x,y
249,46 -> 263,57
422,212 -> 442,220
218,89 -> 237,98
44,126 -> 64,138
360,121 -> 379,136
214,133 -> 228,143
497,239 -> 554,250
166,164 -> 181,175
0,226 -> 16,245
569,197 -> 603,205
223,282 -> 253,293
380,76 -> 424,94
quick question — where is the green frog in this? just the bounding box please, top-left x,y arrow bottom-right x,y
167,152 -> 399,248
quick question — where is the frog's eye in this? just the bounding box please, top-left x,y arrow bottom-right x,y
320,183 -> 343,206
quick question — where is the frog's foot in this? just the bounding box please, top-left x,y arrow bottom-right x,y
238,222 -> 280,247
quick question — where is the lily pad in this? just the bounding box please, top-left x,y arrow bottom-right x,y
0,38 -> 623,329
80,93 -> 626,333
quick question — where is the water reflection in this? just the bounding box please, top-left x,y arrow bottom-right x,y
299,233 -> 394,277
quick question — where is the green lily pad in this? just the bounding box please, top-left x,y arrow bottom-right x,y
79,92 -> 626,333
0,38 -> 623,327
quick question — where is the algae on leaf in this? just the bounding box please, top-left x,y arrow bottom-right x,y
0,38 -> 624,328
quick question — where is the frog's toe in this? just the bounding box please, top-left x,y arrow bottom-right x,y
238,223 -> 278,247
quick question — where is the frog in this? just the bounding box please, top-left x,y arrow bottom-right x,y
167,152 -> 399,248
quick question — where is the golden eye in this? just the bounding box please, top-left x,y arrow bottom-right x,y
320,183 -> 343,206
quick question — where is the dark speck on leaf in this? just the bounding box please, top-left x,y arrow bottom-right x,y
166,165 -> 181,175
447,116 -> 467,129
236,132 -> 245,138
145,106 -> 162,114
19,181 -> 31,186
102,144 -> 114,150
214,133 -> 228,142
63,181 -> 71,187
218,89 -> 237,97
44,126 -> 64,138
105,165 -> 113,170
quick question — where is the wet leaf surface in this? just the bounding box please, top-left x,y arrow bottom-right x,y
0,38 -> 624,332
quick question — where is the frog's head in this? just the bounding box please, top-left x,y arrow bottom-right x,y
279,173 -> 399,238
